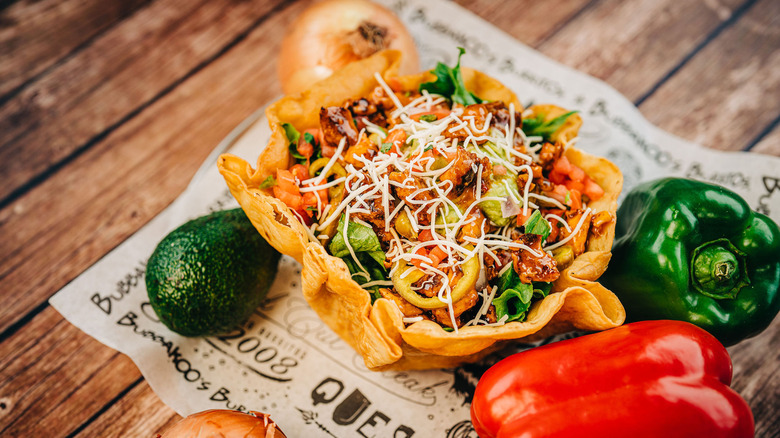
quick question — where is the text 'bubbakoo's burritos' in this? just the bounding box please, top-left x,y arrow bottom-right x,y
218,50 -> 625,370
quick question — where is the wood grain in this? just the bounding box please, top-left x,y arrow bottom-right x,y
539,0 -> 744,102
638,0 -> 780,152
728,317 -> 780,438
751,124 -> 780,156
0,307 -> 142,437
0,0 -> 151,97
72,382 -> 179,438
0,0 -> 309,335
0,0 -> 288,204
453,0 -> 593,46
0,0 -> 778,436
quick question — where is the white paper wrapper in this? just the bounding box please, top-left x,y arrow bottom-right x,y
51,0 -> 780,436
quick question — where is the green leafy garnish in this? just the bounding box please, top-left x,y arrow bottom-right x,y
424,144 -> 434,152
521,111 -> 578,141
419,47 -> 483,106
282,123 -> 306,163
419,114 -> 438,122
329,215 -> 387,302
380,142 -> 393,153
282,123 -> 322,163
258,175 -> 276,189
491,267 -> 551,322
523,210 -> 551,241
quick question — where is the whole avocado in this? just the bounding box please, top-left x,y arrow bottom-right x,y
146,208 -> 280,336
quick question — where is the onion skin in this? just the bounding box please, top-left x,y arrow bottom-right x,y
157,410 -> 287,438
278,0 -> 419,95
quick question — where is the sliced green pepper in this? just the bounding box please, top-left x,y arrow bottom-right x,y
601,178 -> 780,346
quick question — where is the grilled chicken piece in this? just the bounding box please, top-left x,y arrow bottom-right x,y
380,288 -> 423,317
389,171 -> 434,203
439,148 -> 479,195
511,233 -> 559,283
431,289 -> 479,328
320,106 -> 359,147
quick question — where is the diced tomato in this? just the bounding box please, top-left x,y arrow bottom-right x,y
516,209 -> 534,227
568,165 -> 586,182
276,169 -> 300,195
297,140 -> 313,158
569,189 -> 583,210
289,164 -> 309,183
545,208 -> 566,217
418,229 -> 434,242
548,184 -> 569,205
564,178 -> 586,194
412,247 -> 429,269
386,129 -> 406,143
584,178 -> 604,201
548,169 -> 566,185
296,129 -> 320,159
293,208 -> 313,226
553,156 -> 573,174
301,186 -> 329,207
273,186 -> 302,210
429,246 -> 449,266
385,129 -> 406,155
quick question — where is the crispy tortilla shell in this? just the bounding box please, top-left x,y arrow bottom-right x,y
218,50 -> 625,370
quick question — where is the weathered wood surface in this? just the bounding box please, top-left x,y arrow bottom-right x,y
0,0 -> 777,436
0,0 -> 289,205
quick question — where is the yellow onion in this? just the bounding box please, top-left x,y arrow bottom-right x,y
157,410 -> 286,438
278,0 -> 419,95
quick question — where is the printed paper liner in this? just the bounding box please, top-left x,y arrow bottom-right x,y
218,50 -> 625,370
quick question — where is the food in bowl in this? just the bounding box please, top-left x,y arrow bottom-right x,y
218,50 -> 624,370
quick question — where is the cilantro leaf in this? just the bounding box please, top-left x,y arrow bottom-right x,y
419,114 -> 438,122
419,47 -> 483,106
521,111 -> 578,141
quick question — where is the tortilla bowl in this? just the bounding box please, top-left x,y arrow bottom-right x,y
217,50 -> 625,370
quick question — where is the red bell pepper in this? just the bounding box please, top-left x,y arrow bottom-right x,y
470,320 -> 754,438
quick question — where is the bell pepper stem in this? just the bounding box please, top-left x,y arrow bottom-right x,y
691,238 -> 750,300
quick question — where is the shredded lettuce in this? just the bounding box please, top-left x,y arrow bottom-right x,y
491,266 -> 551,322
329,215 -> 387,301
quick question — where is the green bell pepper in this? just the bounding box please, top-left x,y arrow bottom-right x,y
601,177 -> 780,346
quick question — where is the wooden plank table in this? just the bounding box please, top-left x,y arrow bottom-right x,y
1,0 -> 778,436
